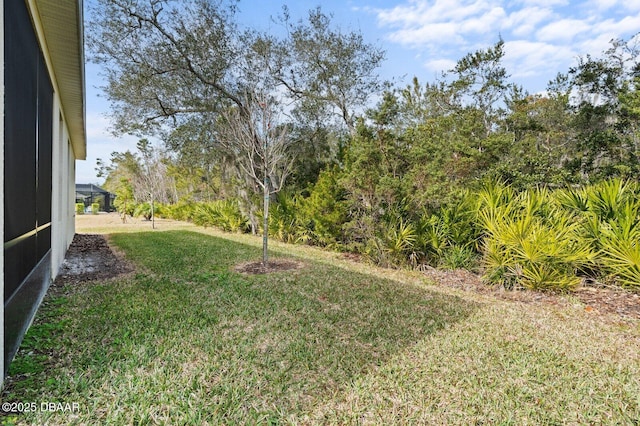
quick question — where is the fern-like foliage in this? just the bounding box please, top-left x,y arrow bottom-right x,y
478,185 -> 595,291
192,200 -> 249,233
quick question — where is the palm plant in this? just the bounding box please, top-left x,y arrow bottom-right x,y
414,196 -> 480,269
384,218 -> 417,265
268,192 -> 312,244
553,186 -> 589,215
217,199 -> 250,233
593,185 -> 640,289
560,179 -> 640,288
192,200 -> 249,233
587,178 -> 632,222
478,183 -> 595,291
133,202 -> 153,220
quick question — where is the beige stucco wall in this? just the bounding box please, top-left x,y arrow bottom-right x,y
51,99 -> 77,279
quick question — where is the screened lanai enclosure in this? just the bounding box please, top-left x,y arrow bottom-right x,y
2,0 -> 86,386
76,183 -> 114,212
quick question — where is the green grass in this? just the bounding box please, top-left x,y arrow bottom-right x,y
3,228 -> 640,424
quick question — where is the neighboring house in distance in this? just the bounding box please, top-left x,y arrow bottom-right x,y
76,183 -> 115,212
2,0 -> 86,387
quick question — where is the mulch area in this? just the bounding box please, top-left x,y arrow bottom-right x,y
53,234 -> 132,288
420,267 -> 640,321
234,259 -> 304,274
1,234 -> 133,401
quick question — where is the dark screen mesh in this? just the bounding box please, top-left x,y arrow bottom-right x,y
3,0 -> 54,314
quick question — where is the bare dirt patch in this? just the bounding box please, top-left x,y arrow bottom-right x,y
234,259 -> 304,275
54,234 -> 132,287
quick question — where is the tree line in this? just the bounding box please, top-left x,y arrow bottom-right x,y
91,0 -> 640,289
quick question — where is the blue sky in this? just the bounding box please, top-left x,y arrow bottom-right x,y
79,0 -> 640,184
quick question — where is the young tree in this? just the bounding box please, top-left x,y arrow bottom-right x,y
97,139 -> 178,227
216,91 -> 293,265
450,39 -> 511,136
112,178 -> 135,222
135,139 -> 177,227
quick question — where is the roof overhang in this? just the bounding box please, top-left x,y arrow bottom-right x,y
33,0 -> 86,160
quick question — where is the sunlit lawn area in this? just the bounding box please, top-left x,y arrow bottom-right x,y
2,215 -> 640,424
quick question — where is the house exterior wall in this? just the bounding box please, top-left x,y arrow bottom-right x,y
2,0 -> 85,387
51,104 -> 75,277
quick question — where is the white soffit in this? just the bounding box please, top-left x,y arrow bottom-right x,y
34,0 -> 86,160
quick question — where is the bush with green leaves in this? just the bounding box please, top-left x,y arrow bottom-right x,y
559,179 -> 640,290
303,167 -> 348,247
192,200 -> 250,233
266,191 -> 312,244
477,182 -> 595,291
363,218 -> 417,268
163,201 -> 197,222
133,202 -> 154,220
358,194 -> 481,270
155,176 -> 640,292
112,178 -> 136,217
414,195 -> 481,270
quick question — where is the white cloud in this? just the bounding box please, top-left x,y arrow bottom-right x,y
622,0 -> 640,11
593,15 -> 640,35
460,6 -> 507,33
519,0 -> 568,6
79,112 -> 140,184
377,0 -> 505,39
377,0 -> 499,27
586,0 -> 620,11
387,22 -> 464,46
85,113 -> 112,140
536,19 -> 592,43
504,40 -> 575,80
504,7 -> 554,37
370,0 -> 640,92
424,58 -> 457,73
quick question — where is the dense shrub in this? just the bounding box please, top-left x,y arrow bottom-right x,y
192,200 -> 250,233
575,179 -> 640,289
303,168 -> 348,246
133,202 -> 154,220
476,179 -> 640,291
163,201 -> 197,222
477,186 -> 594,291
267,191 -> 311,244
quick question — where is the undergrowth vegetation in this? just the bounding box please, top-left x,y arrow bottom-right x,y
150,178 -> 640,292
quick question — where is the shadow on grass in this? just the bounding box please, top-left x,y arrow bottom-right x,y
6,230 -> 479,423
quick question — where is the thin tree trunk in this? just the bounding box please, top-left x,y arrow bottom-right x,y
263,184 -> 269,265
151,195 -> 155,229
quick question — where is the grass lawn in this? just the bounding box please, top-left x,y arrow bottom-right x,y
2,216 -> 640,424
